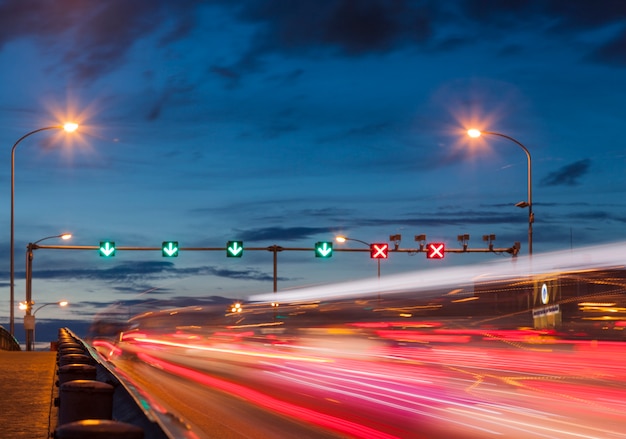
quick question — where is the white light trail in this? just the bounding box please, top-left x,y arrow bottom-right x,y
249,241 -> 626,303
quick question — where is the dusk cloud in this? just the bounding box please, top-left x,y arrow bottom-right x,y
23,261 -> 280,284
1,0 -> 624,87
0,0 -> 198,83
228,0 -> 626,76
541,159 -> 592,186
235,226 -> 335,242
588,29 -> 626,67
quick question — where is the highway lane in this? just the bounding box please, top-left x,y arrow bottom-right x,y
98,329 -> 626,439
111,355 -> 344,439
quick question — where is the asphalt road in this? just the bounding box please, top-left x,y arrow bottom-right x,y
112,354 -> 347,439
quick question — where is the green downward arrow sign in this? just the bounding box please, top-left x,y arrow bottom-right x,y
315,241 -> 333,258
227,241 -> 243,257
162,241 -> 179,257
99,241 -> 116,257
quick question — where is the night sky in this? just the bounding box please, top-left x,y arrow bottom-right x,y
1,1 -> 625,333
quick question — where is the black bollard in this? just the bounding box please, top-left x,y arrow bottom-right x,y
57,364 -> 98,386
57,380 -> 114,426
58,353 -> 94,367
54,419 -> 144,438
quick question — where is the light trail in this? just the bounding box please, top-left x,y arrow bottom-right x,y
130,336 -> 331,363
103,324 -> 626,438
136,353 -> 402,439
250,241 -> 626,303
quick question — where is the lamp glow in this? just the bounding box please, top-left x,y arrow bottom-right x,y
467,129 -> 481,138
63,122 -> 79,132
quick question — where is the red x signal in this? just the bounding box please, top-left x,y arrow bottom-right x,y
370,243 -> 389,259
426,243 -> 445,259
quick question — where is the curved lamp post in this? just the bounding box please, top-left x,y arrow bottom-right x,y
467,129 -> 533,255
24,234 -> 71,350
335,235 -> 381,278
9,123 -> 78,336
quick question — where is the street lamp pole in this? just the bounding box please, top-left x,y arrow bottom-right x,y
10,123 -> 77,336
25,234 -> 71,350
468,129 -> 533,255
29,300 -> 68,351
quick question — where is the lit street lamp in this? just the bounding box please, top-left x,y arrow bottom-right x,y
24,233 -> 72,351
9,123 -> 78,336
467,129 -> 533,255
21,300 -> 68,351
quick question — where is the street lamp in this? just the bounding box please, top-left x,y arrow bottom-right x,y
21,300 -> 68,351
335,235 -> 382,278
9,123 -> 78,336
24,233 -> 72,351
467,129 -> 533,255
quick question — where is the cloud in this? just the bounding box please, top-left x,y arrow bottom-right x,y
347,212 -> 526,229
588,28 -> 626,67
459,0 -> 626,66
209,0 -> 438,79
22,260 -> 281,284
235,226 -> 335,242
109,285 -> 173,295
564,210 -> 626,224
236,0 -> 433,55
80,295 -> 234,310
20,260 -> 176,283
228,0 -> 626,76
541,159 -> 591,186
177,266 -> 279,282
544,0 -> 626,31
460,0 -> 626,31
220,207 -> 530,243
0,1 -> 200,83
3,0 -> 624,89
237,209 -> 528,237
316,121 -> 393,144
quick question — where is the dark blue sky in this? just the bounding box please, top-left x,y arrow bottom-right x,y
1,0 -> 625,326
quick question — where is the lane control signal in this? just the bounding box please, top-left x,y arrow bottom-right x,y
426,243 -> 445,259
162,241 -> 179,257
370,243 -> 389,259
315,241 -> 333,258
227,241 -> 244,257
99,241 -> 116,257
